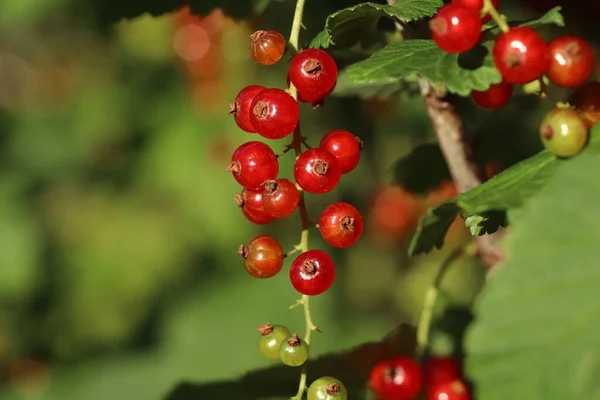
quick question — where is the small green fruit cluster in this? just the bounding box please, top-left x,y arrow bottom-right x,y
540,108 -> 600,158
257,323 -> 347,399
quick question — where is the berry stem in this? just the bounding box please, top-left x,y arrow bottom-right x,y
415,246 -> 464,357
482,0 -> 509,33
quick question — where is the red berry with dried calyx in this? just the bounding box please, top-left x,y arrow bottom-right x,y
239,235 -> 284,278
249,30 -> 286,66
289,49 -> 338,97
279,333 -> 309,366
471,81 -> 513,109
257,323 -> 291,359
453,0 -> 500,23
319,130 -> 362,174
423,356 -> 462,386
539,108 -> 589,158
250,88 -> 299,139
368,357 -> 423,399
230,85 -> 265,133
319,202 -> 364,248
547,35 -> 595,88
493,27 -> 549,84
262,179 -> 300,218
290,250 -> 336,296
307,377 -> 348,400
294,148 -> 342,194
429,3 -> 482,54
428,379 -> 471,400
228,141 -> 278,190
235,188 -> 276,225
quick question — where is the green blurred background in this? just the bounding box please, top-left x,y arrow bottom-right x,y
0,0 -> 597,398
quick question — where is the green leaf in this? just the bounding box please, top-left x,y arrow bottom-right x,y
164,324 -> 417,400
518,6 -> 565,28
409,149 -> 561,256
344,40 -> 501,96
465,142 -> 600,400
308,0 -> 443,49
464,211 -> 506,236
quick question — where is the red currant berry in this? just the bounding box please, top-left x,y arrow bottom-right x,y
294,148 -> 342,194
428,379 -> 470,400
493,27 -> 549,84
547,35 -> 595,88
239,235 -> 284,278
423,356 -> 462,386
229,85 -> 266,133
250,88 -> 300,139
429,3 -> 482,54
262,179 -> 300,218
308,377 -> 348,400
319,202 -> 364,248
470,81 -> 513,109
453,0 -> 500,23
368,357 -> 423,400
235,188 -> 276,225
289,49 -> 338,97
227,141 -> 278,190
290,250 -> 336,296
297,82 -> 336,104
319,130 -> 362,174
257,322 -> 291,359
249,30 -> 286,66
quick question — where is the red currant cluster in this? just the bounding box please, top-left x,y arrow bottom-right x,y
228,28 -> 365,399
368,355 -> 470,400
429,0 -> 595,110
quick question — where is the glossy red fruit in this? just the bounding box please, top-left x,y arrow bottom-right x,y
235,188 -> 276,225
289,250 -> 336,296
250,88 -> 300,139
249,30 -> 286,66
428,379 -> 470,400
423,356 -> 462,386
240,235 -> 284,278
493,27 -> 549,84
470,81 -> 513,109
319,202 -> 364,248
429,3 -> 482,54
230,85 -> 266,133
453,0 -> 500,23
297,82 -> 336,104
294,148 -> 342,194
369,357 -> 423,400
547,35 -> 594,88
289,49 -> 338,97
227,141 -> 279,190
262,179 -> 300,218
319,130 -> 362,174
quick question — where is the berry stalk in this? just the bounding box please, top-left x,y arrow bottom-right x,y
482,0 -> 509,32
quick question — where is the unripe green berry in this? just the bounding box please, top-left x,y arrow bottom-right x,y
257,323 -> 291,360
279,333 -> 309,366
540,108 -> 589,158
307,376 -> 348,400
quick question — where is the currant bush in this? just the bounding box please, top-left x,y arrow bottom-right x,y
249,30 -> 286,66
547,35 -> 594,88
423,356 -> 462,386
229,85 -> 265,133
250,88 -> 300,139
262,179 -> 300,218
294,148 -> 342,194
257,323 -> 291,360
368,357 -> 423,399
319,130 -> 362,174
289,48 -> 338,97
471,82 -> 513,109
319,202 -> 364,248
453,0 -> 500,22
493,27 -> 549,84
279,333 -> 310,366
235,188 -> 276,225
427,379 -> 471,400
429,3 -> 482,54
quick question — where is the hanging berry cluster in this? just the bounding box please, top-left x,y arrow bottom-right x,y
227,27 -> 363,400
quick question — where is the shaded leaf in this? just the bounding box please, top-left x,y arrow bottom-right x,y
392,143 -> 451,194
344,40 -> 501,96
465,141 -> 600,400
409,149 -> 560,256
164,324 -> 417,400
309,0 -> 443,49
